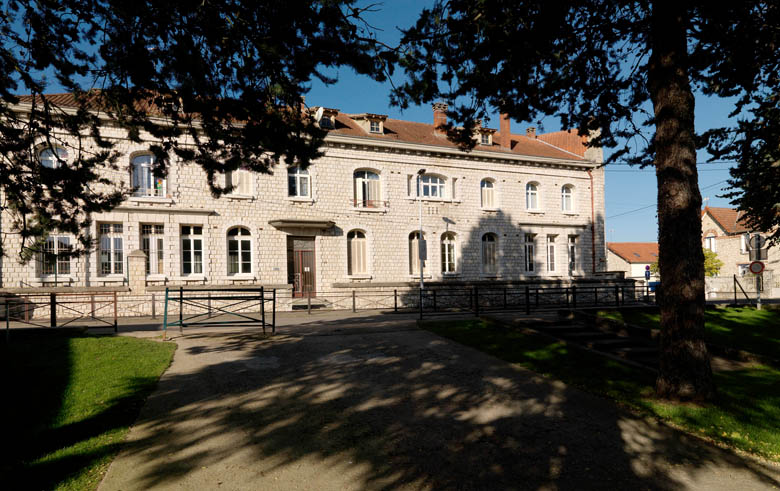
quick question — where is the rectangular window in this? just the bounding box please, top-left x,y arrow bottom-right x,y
40,236 -> 71,276
369,120 -> 381,133
568,236 -> 577,273
480,133 -> 490,145
227,169 -> 252,196
740,234 -> 747,254
99,223 -> 123,275
288,167 -> 310,198
547,235 -> 556,272
704,236 -> 717,252
181,225 -> 204,275
524,234 -> 535,272
141,224 -> 165,275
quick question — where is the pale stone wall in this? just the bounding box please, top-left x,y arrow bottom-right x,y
1,120 -> 609,310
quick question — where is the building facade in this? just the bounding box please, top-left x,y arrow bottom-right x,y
606,242 -> 659,286
1,99 -> 609,310
701,206 -> 778,298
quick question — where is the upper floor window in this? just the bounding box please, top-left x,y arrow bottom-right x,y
141,224 -> 165,275
409,231 -> 426,275
369,120 -> 381,133
181,225 -> 204,275
526,182 -> 539,210
561,185 -> 574,212
226,169 -> 253,196
132,154 -> 166,197
704,235 -> 717,252
481,233 -> 498,274
420,174 -> 446,199
99,223 -> 124,275
353,170 -> 381,208
441,232 -> 457,274
39,236 -> 71,276
39,147 -> 68,169
288,166 -> 310,198
227,227 -> 252,275
347,230 -> 368,275
480,179 -> 496,209
481,133 -> 490,145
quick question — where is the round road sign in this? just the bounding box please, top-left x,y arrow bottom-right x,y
749,261 -> 765,275
645,265 -> 651,271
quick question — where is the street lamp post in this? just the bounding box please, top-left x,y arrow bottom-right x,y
417,168 -> 426,291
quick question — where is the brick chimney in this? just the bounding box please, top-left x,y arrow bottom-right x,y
499,113 -> 511,149
526,127 -> 537,138
433,102 -> 448,137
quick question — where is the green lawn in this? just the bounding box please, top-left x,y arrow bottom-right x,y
597,306 -> 780,358
1,330 -> 176,490
421,319 -> 780,461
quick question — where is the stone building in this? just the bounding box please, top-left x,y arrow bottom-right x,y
1,97 -> 611,312
606,242 -> 659,287
701,206 -> 778,298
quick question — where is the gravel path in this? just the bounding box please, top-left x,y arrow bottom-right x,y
100,312 -> 780,490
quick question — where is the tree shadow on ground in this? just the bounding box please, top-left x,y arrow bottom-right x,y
102,316 -> 780,490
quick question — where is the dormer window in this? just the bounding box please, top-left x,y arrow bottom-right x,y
480,133 -> 490,145
320,117 -> 333,129
352,113 -> 387,134
370,120 -> 381,133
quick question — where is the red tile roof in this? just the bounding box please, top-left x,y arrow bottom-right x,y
607,242 -> 659,263
702,207 -> 750,235
15,93 -> 589,162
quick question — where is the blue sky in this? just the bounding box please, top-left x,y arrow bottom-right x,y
304,1 -> 738,243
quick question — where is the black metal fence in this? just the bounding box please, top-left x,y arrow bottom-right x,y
162,287 -> 276,336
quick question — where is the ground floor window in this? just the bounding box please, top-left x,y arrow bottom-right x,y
568,236 -> 577,274
141,224 -> 165,275
441,232 -> 457,274
99,223 -> 124,275
347,230 -> 367,275
228,227 -> 252,274
525,234 -> 536,272
181,225 -> 204,275
482,233 -> 498,274
40,236 -> 71,276
547,235 -> 556,272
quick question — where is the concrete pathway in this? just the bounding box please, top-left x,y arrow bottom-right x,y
100,311 -> 780,490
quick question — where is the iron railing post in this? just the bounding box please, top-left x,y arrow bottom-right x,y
433,290 -> 437,312
394,289 -> 398,312
261,286 -> 266,334
272,289 -> 277,334
50,293 -> 56,328
163,287 -> 169,339
525,286 -> 531,315
113,291 -> 118,332
179,286 -> 184,333
352,290 -> 356,313
572,286 -> 577,309
419,288 -> 423,320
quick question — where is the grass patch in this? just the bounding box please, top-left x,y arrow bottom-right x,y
422,319 -> 780,461
1,330 -> 176,490
598,306 -> 780,358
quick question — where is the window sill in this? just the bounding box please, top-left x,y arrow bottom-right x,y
129,196 -> 174,204
441,273 -> 461,278
287,196 -> 314,203
226,194 -> 253,200
409,274 -> 433,280
405,196 -> 455,203
351,207 -> 387,213
36,276 -> 75,283
228,274 -> 256,280
527,210 -> 544,215
347,274 -> 372,280
481,208 -> 499,212
562,212 -> 579,216
145,274 -> 167,281
90,276 -> 126,283
171,275 -> 207,281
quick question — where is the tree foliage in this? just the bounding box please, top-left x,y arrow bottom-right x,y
0,0 -> 386,260
702,249 -> 724,277
392,1 -> 780,400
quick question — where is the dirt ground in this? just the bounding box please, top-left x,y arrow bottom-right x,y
99,311 -> 780,490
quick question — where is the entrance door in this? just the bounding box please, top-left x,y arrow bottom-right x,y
288,237 -> 316,297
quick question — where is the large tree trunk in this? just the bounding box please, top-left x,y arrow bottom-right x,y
647,1 -> 715,401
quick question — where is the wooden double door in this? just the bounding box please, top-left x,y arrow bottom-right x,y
287,237 -> 316,297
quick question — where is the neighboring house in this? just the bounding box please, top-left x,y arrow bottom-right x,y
606,242 -> 659,286
701,206 -> 778,298
0,96 -> 613,311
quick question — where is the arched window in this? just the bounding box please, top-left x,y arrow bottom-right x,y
481,233 -> 498,274
353,170 -> 381,208
480,179 -> 495,209
132,154 -> 166,197
347,230 -> 367,275
419,174 -> 446,198
39,147 -> 68,169
409,231 -> 426,274
288,165 -> 310,198
227,227 -> 252,274
561,185 -> 574,212
526,182 -> 539,210
441,232 -> 457,274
